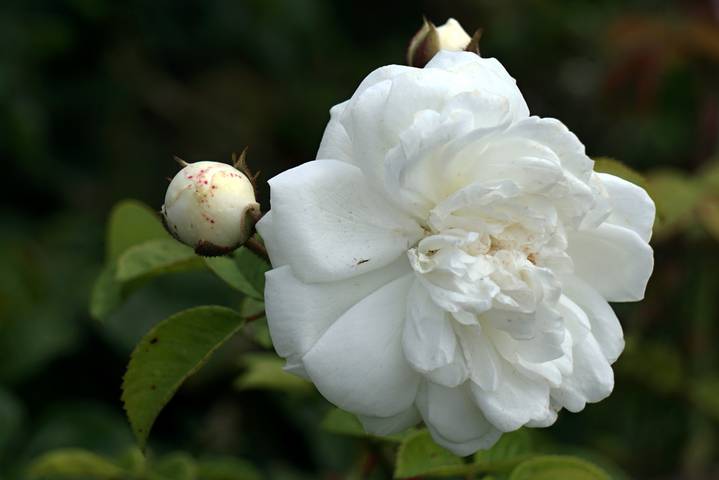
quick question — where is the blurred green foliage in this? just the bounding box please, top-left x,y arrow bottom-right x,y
3,0 -> 719,478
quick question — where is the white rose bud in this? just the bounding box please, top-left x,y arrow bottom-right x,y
407,18 -> 475,67
435,18 -> 473,51
162,160 -> 260,256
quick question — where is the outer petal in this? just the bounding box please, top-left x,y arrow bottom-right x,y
552,333 -> 614,412
351,64 -> 414,100
268,160 -> 423,282
426,51 -> 529,122
316,101 -> 353,163
340,79 -> 395,188
562,275 -> 624,363
402,281 -> 458,374
598,173 -> 655,242
255,211 -> 288,267
471,360 -> 551,432
526,408 -> 559,428
358,406 -> 421,436
265,258 -> 410,372
416,382 -> 502,456
566,223 -> 654,302
318,64 -> 414,169
302,274 -> 420,417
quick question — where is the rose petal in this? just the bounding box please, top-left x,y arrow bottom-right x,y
255,211 -> 288,267
416,382 -> 502,456
598,173 -> 656,242
316,101 -> 353,164
566,223 -> 654,302
472,359 -> 551,432
302,274 -> 420,417
562,275 -> 624,363
502,116 -> 593,181
402,281 -> 459,374
552,333 -> 614,412
525,408 -> 558,428
426,51 -> 529,122
341,52 -> 529,195
556,295 -> 591,345
265,258 -> 410,373
446,135 -> 565,195
268,159 -> 423,282
425,348 -> 469,388
456,324 -> 501,391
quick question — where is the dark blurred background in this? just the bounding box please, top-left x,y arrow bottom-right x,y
2,0 -> 719,479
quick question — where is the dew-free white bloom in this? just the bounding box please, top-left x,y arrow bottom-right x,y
162,161 -> 259,256
258,51 -> 655,455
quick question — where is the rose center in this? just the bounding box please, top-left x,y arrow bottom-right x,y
407,212 -> 569,326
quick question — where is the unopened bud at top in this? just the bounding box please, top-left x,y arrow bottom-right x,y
162,160 -> 260,256
407,18 -> 475,68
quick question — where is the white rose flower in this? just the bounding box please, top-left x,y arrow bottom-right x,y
162,161 -> 260,256
257,51 -> 655,455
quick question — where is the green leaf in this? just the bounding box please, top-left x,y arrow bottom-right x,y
197,456 -> 262,480
107,199 -> 168,261
240,297 -> 265,318
238,247 -> 268,291
116,238 -> 201,282
27,448 -> 127,479
698,161 -> 719,192
474,429 -> 533,471
239,297 -> 271,348
508,455 -> 610,480
122,306 -> 245,449
394,429 -> 468,478
89,264 -> 124,321
92,199 -> 181,321
116,447 -> 146,475
697,196 -> 719,242
593,157 -> 646,187
689,377 -> 719,421
547,447 -> 631,480
151,452 -> 197,480
250,320 -> 272,348
320,408 -> 367,438
235,353 -> 312,394
645,170 -> 701,237
204,248 -> 267,300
